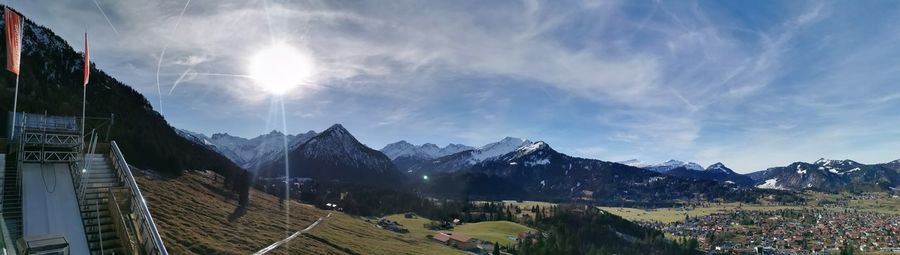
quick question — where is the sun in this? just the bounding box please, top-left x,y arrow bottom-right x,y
248,43 -> 315,95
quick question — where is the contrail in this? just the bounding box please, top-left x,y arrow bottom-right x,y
188,72 -> 252,78
167,71 -> 252,95
155,0 -> 192,112
91,0 -> 119,35
167,65 -> 194,95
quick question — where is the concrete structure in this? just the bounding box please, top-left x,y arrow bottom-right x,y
21,163 -> 90,254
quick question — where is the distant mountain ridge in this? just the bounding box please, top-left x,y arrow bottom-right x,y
176,129 -> 316,170
751,158 -> 900,192
621,159 -> 705,173
666,163 -> 754,186
435,141 -> 776,204
257,124 -> 403,187
380,140 -> 473,160
386,137 -> 531,174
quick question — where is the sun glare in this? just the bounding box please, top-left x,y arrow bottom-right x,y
248,43 -> 315,95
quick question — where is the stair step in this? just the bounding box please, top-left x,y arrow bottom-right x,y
91,248 -> 125,255
88,237 -> 122,251
85,229 -> 119,241
85,177 -> 121,184
82,210 -> 112,219
81,200 -> 111,208
86,182 -> 120,188
83,216 -> 114,226
84,223 -> 116,234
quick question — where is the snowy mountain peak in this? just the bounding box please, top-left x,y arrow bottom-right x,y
517,141 -> 549,154
706,162 -> 734,173
177,128 -> 316,170
618,159 -> 648,167
473,137 -> 532,161
814,158 -> 858,167
643,159 -> 704,173
210,132 -> 238,140
322,124 -> 350,137
380,140 -> 474,160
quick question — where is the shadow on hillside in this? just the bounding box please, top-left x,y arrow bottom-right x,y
228,205 -> 248,222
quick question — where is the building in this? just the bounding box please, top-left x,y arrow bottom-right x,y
432,232 -> 478,251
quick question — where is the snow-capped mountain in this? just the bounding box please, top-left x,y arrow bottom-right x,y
752,158 -> 900,192
257,124 -> 402,186
617,159 -> 649,167
628,159 -> 705,173
176,129 -> 317,170
666,162 -> 753,185
401,137 -> 531,173
380,141 -> 474,160
447,141 -> 766,203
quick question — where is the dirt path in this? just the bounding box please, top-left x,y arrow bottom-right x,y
253,212 -> 333,255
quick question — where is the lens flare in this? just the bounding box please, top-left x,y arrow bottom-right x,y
249,43 -> 315,95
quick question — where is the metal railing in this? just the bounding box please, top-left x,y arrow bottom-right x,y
8,112 -> 79,136
108,141 -> 168,255
107,188 -> 138,254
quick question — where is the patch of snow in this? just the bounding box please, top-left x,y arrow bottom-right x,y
796,165 -> 807,175
648,176 -> 666,183
473,137 -> 532,161
756,178 -> 787,190
524,158 -> 550,167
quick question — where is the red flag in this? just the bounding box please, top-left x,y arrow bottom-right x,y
4,7 -> 23,75
83,32 -> 89,86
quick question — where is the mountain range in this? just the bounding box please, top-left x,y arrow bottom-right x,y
748,158 -> 900,192
179,120 -> 900,197
387,137 -> 533,174
176,129 -> 316,170
256,124 -> 403,187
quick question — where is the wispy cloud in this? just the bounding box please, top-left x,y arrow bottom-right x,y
13,0 -> 900,171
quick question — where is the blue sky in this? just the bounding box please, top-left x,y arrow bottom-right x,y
13,0 -> 900,172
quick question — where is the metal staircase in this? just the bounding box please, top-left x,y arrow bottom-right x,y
4,112 -> 168,254
79,153 -> 125,255
1,153 -> 22,242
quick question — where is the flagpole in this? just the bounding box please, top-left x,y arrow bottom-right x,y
81,84 -> 86,157
10,75 -> 18,138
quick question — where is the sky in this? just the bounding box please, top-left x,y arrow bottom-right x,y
11,0 -> 900,173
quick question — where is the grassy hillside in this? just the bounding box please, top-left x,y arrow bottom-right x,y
306,213 -> 462,255
137,171 -> 463,254
383,214 -> 534,246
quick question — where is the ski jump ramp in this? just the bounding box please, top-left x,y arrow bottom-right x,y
21,162 -> 90,254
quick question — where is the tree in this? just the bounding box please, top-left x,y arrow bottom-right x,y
493,242 -> 500,255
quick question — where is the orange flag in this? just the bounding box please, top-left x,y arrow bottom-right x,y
83,32 -> 89,86
5,7 -> 23,75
